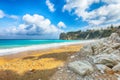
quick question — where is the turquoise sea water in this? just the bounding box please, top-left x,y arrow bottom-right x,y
0,40 -> 79,49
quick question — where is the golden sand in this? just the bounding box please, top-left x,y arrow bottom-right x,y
0,44 -> 82,80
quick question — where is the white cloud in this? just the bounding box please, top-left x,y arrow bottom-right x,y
0,10 -> 5,18
22,14 -> 61,34
0,10 -> 18,19
46,0 -> 55,12
79,23 -> 120,31
103,0 -> 120,4
9,15 -> 19,20
63,0 -> 120,26
1,14 -> 63,39
57,21 -> 66,28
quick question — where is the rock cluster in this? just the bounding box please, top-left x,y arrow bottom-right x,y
67,33 -> 120,79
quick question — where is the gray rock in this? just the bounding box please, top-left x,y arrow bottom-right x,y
111,43 -> 120,49
81,42 -> 104,55
96,64 -> 112,73
109,33 -> 120,42
81,45 -> 93,55
116,38 -> 120,43
102,47 -> 114,54
96,64 -> 108,73
68,61 -> 93,76
112,63 -> 120,72
115,73 -> 120,80
93,54 -> 120,68
112,50 -> 120,55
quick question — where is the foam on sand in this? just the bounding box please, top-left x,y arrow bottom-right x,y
0,40 -> 96,56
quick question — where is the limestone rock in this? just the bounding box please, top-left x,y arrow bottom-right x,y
81,41 -> 104,55
96,64 -> 114,74
102,47 -> 114,54
112,50 -> 120,55
68,61 -> 93,76
109,33 -> 120,42
116,38 -> 120,43
112,63 -> 120,72
96,64 -> 108,73
115,73 -> 120,80
111,43 -> 120,49
81,45 -> 93,55
93,54 -> 120,68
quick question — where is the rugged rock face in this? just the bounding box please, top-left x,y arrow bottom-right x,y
59,26 -> 120,40
51,33 -> 120,80
68,61 -> 93,76
93,53 -> 120,68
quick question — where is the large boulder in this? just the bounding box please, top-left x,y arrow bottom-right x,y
93,54 -> 120,68
68,61 -> 93,76
109,33 -> 120,42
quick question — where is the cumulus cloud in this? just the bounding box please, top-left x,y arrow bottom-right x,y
1,14 -> 63,39
57,21 -> 66,28
46,0 -> 55,12
0,10 -> 5,18
22,14 -> 61,34
63,0 -> 120,26
8,15 -> 19,20
0,10 -> 18,19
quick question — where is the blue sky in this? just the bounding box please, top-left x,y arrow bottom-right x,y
0,0 -> 120,39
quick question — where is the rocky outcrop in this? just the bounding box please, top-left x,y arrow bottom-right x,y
83,33 -> 119,55
68,61 -> 93,76
51,33 -> 120,80
68,33 -> 120,78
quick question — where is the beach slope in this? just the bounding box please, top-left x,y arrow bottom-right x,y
0,44 -> 83,80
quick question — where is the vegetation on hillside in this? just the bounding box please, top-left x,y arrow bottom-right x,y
59,25 -> 120,40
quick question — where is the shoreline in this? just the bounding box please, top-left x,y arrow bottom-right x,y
0,40 -> 96,56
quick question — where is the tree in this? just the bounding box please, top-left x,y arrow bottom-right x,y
110,24 -> 114,29
118,25 -> 120,29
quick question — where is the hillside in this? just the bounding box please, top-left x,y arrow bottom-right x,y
59,25 -> 120,40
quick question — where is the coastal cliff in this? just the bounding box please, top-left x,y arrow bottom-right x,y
60,26 -> 120,40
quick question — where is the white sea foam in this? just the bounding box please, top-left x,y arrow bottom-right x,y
0,40 -> 96,56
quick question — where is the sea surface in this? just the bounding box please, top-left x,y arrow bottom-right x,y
0,39 -> 95,56
0,39 -> 79,49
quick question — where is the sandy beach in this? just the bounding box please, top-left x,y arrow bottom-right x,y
0,44 -> 83,80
